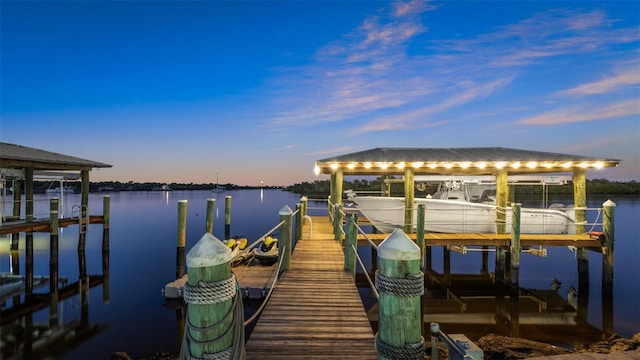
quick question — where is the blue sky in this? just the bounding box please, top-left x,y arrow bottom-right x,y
1,1 -> 638,185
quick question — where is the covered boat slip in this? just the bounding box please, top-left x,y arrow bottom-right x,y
315,147 -> 619,254
315,147 -> 620,235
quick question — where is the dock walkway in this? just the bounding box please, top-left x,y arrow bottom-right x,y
245,216 -> 378,359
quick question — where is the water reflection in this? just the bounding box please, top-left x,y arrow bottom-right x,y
0,231 -> 110,359
366,265 -> 614,348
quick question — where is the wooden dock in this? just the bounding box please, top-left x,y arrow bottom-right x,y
357,231 -> 603,248
245,216 -> 378,359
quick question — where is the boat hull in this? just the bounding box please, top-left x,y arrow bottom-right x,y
349,196 -> 575,234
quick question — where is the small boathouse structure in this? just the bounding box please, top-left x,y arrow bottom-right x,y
0,142 -> 112,358
314,147 -> 620,334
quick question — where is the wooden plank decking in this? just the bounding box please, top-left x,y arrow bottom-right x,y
357,232 -> 603,248
245,216 -> 378,359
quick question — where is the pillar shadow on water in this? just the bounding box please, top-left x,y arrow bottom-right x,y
0,230 -> 110,359
399,266 -> 613,349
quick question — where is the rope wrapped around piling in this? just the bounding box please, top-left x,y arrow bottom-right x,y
375,333 -> 425,360
375,270 -> 424,297
183,275 -> 236,304
180,275 -> 245,360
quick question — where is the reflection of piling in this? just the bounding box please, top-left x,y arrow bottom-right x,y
481,247 -> 489,274
225,196 -> 232,239
509,203 -> 521,337
26,233 -> 34,295
510,203 -> 521,296
177,200 -> 187,279
443,247 -> 451,286
510,292 -> 520,338
602,199 -> 615,337
376,229 -> 424,360
49,198 -> 59,326
11,180 -> 21,250
102,196 -> 110,303
278,206 -> 293,272
206,198 -> 215,234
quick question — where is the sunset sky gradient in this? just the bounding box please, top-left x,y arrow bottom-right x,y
2,1 -> 638,185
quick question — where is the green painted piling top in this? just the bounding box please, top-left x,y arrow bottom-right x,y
279,205 -> 293,215
186,233 -> 232,268
378,229 -> 421,261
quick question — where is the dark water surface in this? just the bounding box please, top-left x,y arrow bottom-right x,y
1,190 -> 638,359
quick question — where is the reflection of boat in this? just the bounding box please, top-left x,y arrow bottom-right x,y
46,186 -> 74,195
253,236 -> 278,265
345,180 -> 576,234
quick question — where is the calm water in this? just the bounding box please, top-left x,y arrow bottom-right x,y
1,189 -> 638,359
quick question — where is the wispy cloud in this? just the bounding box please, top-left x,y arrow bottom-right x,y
555,65 -> 640,96
265,1 -> 639,138
516,99 -> 639,125
305,146 -> 357,157
351,77 -> 513,134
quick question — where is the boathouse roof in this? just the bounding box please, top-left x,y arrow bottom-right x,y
0,142 -> 112,174
314,147 -> 620,176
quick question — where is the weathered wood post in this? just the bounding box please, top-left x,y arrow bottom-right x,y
224,196 -> 232,239
344,212 -> 357,278
177,200 -> 187,279
181,233 -> 244,359
300,196 -> 308,217
279,205 -> 293,272
376,229 -> 424,360
333,203 -> 342,241
102,195 -> 111,304
495,169 -> 508,286
49,198 -> 59,326
416,204 -> 426,338
206,198 -> 215,234
602,200 -> 615,338
295,203 -> 302,242
510,203 -> 521,296
430,323 -> 440,360
404,167 -> 415,234
416,204 -> 425,269
573,168 -> 589,315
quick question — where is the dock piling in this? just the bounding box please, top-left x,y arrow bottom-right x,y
278,205 -> 293,272
177,200 -> 187,279
206,198 -> 215,234
344,212 -> 357,277
225,196 -> 232,239
181,233 -> 244,358
376,229 -> 424,360
602,200 -> 615,296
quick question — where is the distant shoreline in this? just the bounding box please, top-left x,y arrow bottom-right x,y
14,178 -> 640,196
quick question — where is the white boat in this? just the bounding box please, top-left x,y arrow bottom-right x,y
212,171 -> 226,193
345,181 -> 576,234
